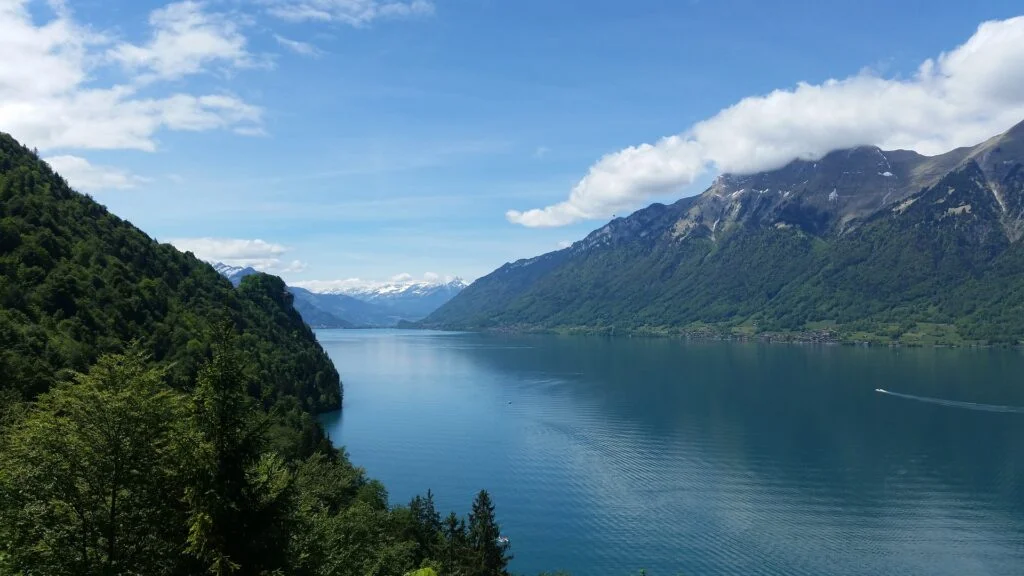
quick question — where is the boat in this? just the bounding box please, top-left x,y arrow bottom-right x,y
496,536 -> 510,545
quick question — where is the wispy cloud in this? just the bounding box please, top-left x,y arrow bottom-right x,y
534,146 -> 550,159
0,0 -> 264,153
44,155 -> 150,192
273,34 -> 322,57
169,237 -> 300,272
507,16 -> 1024,227
107,1 -> 258,83
261,0 -> 434,26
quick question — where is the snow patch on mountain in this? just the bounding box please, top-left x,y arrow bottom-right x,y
293,275 -> 468,298
213,262 -> 258,286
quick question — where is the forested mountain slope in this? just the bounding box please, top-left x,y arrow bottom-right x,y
0,132 -> 340,410
426,120 -> 1024,344
0,131 -> 515,576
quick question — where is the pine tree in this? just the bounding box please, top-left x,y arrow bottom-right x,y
467,490 -> 511,576
408,489 -> 443,565
421,490 -> 443,535
441,511 -> 469,576
184,327 -> 294,575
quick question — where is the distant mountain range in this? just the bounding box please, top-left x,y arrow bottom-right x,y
307,278 -> 468,319
213,264 -> 466,328
424,119 -> 1024,345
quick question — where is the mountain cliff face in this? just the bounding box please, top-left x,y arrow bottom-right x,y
424,120 -> 1024,344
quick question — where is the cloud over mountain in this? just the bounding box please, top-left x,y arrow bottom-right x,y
169,237 -> 305,272
507,16 -> 1024,227
43,155 -> 149,191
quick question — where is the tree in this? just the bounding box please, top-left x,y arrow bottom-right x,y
0,350 -> 193,575
441,512 -> 469,576
184,328 -> 294,575
467,490 -> 511,576
409,489 -> 443,564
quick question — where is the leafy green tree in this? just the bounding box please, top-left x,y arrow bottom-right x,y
467,490 -> 511,576
0,350 -> 193,576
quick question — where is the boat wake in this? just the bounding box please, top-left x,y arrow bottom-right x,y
875,388 -> 1024,414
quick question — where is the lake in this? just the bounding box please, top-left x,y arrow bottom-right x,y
317,329 -> 1024,576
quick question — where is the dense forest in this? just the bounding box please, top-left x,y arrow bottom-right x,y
0,339 -> 513,575
0,132 -> 515,575
425,121 -> 1024,345
0,131 -> 340,414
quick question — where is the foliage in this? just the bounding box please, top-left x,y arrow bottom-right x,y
0,349 -> 194,575
0,131 -> 521,575
184,328 -> 295,574
0,131 -> 340,411
1,347 -> 515,576
468,490 -> 512,576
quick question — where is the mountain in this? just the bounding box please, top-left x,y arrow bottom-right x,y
287,287 -> 400,328
210,264 -> 436,327
330,278 -> 468,319
0,132 -> 341,411
279,277 -> 468,326
0,131 -> 512,576
425,120 -> 1024,345
213,262 -> 258,286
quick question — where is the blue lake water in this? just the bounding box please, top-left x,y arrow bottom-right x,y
317,329 -> 1024,575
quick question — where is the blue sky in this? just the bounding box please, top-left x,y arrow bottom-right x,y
3,0 -> 1024,285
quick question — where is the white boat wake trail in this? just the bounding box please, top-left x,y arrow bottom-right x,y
874,388 -> 1024,414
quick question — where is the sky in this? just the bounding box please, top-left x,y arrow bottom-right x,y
3,0 -> 1024,286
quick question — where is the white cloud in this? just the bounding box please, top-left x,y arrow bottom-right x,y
169,237 -> 292,271
508,16 -> 1024,227
556,240 -> 572,249
282,259 -> 308,273
0,0 -> 263,153
233,125 -> 268,137
292,278 -> 373,291
44,154 -> 149,191
108,1 -> 255,82
534,146 -> 550,158
262,0 -> 434,26
273,33 -> 322,57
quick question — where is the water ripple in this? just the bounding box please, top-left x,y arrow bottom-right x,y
319,330 -> 1024,576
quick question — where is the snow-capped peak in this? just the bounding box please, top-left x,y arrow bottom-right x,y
212,262 -> 259,286
213,262 -> 247,276
293,275 -> 468,297
291,274 -> 468,318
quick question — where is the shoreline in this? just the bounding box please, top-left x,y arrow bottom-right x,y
407,323 -> 1022,349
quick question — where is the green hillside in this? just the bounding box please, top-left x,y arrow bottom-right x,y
0,132 -> 515,575
425,121 -> 1024,345
0,132 -> 340,410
